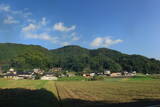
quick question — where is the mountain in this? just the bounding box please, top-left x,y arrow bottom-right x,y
0,43 -> 50,62
0,43 -> 160,74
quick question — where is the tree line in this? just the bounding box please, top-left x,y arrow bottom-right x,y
0,43 -> 160,74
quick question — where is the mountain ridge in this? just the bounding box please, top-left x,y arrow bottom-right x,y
0,43 -> 159,73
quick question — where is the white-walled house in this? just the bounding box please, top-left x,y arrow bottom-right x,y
90,73 -> 95,76
110,72 -> 122,77
41,75 -> 58,80
123,71 -> 136,76
104,70 -> 111,75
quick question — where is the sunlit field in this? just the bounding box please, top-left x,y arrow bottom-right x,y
0,77 -> 160,107
0,79 -> 59,107
57,78 -> 160,107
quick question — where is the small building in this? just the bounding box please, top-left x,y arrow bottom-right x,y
97,72 -> 104,76
4,74 -> 18,79
123,71 -> 136,76
14,76 -> 25,80
41,75 -> 58,80
50,67 -> 62,72
90,73 -> 95,77
110,72 -> 122,77
9,68 -> 14,72
123,71 -> 129,76
18,74 -> 32,79
83,73 -> 95,77
83,74 -> 90,77
132,71 -> 136,75
104,70 -> 111,76
33,69 -> 44,75
7,68 -> 17,75
67,72 -> 76,77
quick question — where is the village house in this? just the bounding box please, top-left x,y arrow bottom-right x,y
123,71 -> 136,76
104,70 -> 111,76
110,72 -> 122,77
83,73 -> 95,77
90,73 -> 95,76
14,76 -> 25,80
3,68 -> 18,79
4,74 -> 25,80
41,75 -> 58,80
132,71 -> 137,75
18,71 -> 33,79
50,67 -> 62,72
83,74 -> 90,77
67,72 -> 76,77
96,72 -> 104,76
123,71 -> 129,76
41,72 -> 58,80
7,68 -> 17,75
33,68 -> 44,75
4,74 -> 18,79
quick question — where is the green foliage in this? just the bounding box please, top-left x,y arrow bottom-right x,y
0,43 -> 160,74
92,76 -> 105,81
58,76 -> 87,81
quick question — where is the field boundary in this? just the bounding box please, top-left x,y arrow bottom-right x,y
55,82 -> 63,107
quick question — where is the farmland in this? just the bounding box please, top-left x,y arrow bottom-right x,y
0,77 -> 160,107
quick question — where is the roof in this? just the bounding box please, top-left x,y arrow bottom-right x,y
44,72 -> 56,75
17,71 -> 33,75
4,74 -> 17,76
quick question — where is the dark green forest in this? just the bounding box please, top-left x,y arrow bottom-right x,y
0,43 -> 160,74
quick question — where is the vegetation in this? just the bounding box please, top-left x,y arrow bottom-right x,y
0,43 -> 160,74
0,79 -> 59,107
0,78 -> 160,107
57,80 -> 160,107
58,76 -> 87,81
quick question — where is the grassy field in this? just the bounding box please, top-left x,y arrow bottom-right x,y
0,77 -> 160,107
0,79 -> 59,107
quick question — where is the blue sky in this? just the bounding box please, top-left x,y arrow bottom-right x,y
0,0 -> 160,59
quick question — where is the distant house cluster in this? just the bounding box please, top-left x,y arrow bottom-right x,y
0,67 -> 63,80
0,66 -> 137,80
82,70 -> 137,78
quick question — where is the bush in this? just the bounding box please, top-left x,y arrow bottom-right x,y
58,76 -> 86,81
149,74 -> 160,79
91,76 -> 105,81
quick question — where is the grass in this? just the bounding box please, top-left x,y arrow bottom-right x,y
56,76 -> 160,106
58,76 -> 87,81
0,76 -> 160,107
57,80 -> 160,101
0,79 -> 59,107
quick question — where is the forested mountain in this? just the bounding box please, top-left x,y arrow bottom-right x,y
0,43 -> 160,74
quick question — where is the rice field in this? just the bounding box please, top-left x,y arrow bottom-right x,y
0,77 -> 160,107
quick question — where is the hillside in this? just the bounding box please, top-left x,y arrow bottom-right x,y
0,43 -> 160,73
0,43 -> 50,61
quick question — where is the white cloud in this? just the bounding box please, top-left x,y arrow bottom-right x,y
23,12 -> 32,17
40,17 -> 47,26
71,32 -> 80,41
91,37 -> 123,48
22,17 -> 48,32
54,22 -> 76,32
0,4 -> 33,23
3,16 -> 19,24
24,33 -> 58,43
62,42 -> 70,46
27,19 -> 36,23
0,4 -> 10,12
1,4 -> 80,46
22,23 -> 38,32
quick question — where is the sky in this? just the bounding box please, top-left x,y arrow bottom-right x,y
0,0 -> 160,59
